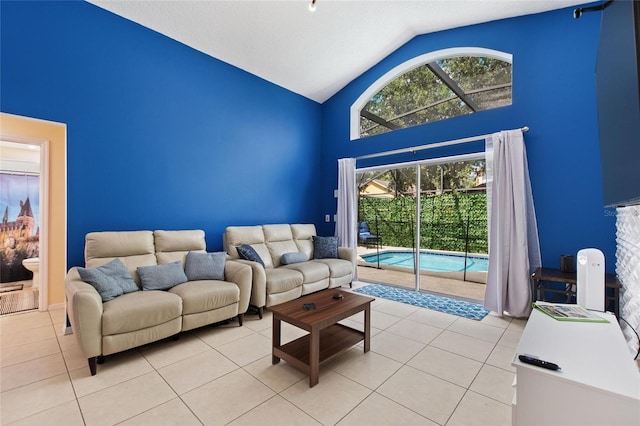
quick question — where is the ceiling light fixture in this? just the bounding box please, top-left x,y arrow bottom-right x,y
309,0 -> 317,12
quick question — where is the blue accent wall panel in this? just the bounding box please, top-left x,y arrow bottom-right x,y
1,1 -> 321,267
2,2 -> 618,273
320,7 -> 617,272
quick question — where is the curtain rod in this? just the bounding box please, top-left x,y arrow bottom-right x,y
355,126 -> 529,161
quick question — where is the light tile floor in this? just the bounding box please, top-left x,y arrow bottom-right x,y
0,282 -> 525,426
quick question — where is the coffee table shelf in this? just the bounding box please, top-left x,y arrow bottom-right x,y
274,323 -> 364,371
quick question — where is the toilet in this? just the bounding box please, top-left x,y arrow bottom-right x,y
22,258 -> 40,289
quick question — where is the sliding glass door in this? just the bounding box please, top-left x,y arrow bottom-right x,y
356,153 -> 489,301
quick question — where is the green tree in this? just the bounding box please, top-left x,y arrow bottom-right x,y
387,168 -> 414,196
360,56 -> 512,137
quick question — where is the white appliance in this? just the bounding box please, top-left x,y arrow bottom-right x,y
576,248 -> 605,311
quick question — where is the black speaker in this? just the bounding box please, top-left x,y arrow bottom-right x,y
560,255 -> 575,273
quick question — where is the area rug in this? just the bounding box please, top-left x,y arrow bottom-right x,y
354,283 -> 490,320
0,290 -> 39,315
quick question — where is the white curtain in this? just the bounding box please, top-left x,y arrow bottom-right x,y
484,130 -> 541,317
335,158 -> 358,251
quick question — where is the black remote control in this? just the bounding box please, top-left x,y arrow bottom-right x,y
518,354 -> 561,371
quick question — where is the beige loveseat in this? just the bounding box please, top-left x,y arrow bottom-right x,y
223,224 -> 356,316
65,230 -> 251,375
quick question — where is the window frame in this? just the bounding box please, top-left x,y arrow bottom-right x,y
350,47 -> 513,141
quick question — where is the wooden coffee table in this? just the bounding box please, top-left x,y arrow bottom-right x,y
270,289 -> 374,387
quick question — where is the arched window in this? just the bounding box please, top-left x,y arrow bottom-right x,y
351,48 -> 512,140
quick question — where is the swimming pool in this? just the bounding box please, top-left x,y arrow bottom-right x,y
361,250 -> 489,272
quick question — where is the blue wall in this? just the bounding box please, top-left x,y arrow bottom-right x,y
1,1 -> 322,267
2,2 -> 617,272
319,7 -> 617,272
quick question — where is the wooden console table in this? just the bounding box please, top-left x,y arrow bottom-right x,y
531,267 -> 622,317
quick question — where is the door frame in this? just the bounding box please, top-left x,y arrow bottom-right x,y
0,135 -> 50,311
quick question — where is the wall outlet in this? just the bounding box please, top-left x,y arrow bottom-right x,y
333,214 -> 337,222
334,189 -> 339,198
325,214 -> 330,222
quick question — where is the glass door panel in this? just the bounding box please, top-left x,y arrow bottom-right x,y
418,159 -> 488,301
356,166 -> 418,291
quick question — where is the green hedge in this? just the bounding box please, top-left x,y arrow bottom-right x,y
359,192 -> 488,254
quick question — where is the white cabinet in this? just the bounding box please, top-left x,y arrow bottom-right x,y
512,309 -> 640,426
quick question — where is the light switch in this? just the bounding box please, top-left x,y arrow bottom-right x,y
325,215 -> 330,222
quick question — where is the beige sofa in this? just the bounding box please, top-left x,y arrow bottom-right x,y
223,224 -> 356,316
65,230 -> 251,375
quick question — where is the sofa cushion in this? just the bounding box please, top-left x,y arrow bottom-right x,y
224,226 -> 265,257
237,244 -> 265,267
313,258 -> 353,277
284,261 -> 330,284
102,290 -> 182,335
77,258 -> 139,302
85,231 -> 154,261
265,268 -> 303,294
281,252 -> 307,265
137,261 -> 188,291
154,229 -> 206,252
267,240 -> 300,267
291,224 -> 316,240
291,224 -> 315,257
169,280 -> 239,315
185,251 -> 226,281
313,236 -> 338,259
84,231 -> 157,286
263,224 -> 294,241
154,230 -> 206,265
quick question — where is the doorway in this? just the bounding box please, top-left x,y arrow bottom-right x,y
0,137 -> 49,313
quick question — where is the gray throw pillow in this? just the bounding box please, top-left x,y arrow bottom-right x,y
78,258 -> 138,302
236,244 -> 265,267
313,236 -> 338,259
137,261 -> 188,291
185,251 -> 226,281
281,252 -> 307,265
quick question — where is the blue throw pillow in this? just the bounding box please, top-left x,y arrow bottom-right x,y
281,252 -> 307,265
78,258 -> 138,302
313,236 -> 338,259
137,261 -> 188,291
185,251 -> 226,281
236,244 -> 265,267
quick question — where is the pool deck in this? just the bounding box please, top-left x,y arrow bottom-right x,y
357,245 -> 487,303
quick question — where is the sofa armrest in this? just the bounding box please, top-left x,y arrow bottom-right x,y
229,258 -> 266,309
339,247 -> 357,279
224,260 -> 252,314
65,267 -> 104,359
338,247 -> 357,269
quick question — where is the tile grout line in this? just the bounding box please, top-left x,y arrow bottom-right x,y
138,345 -> 205,426
1,292 -> 521,426
0,311 -> 88,425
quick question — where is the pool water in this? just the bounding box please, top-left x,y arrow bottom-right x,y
361,251 -> 489,272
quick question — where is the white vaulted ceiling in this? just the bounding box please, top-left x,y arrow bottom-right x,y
88,0 -> 586,103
